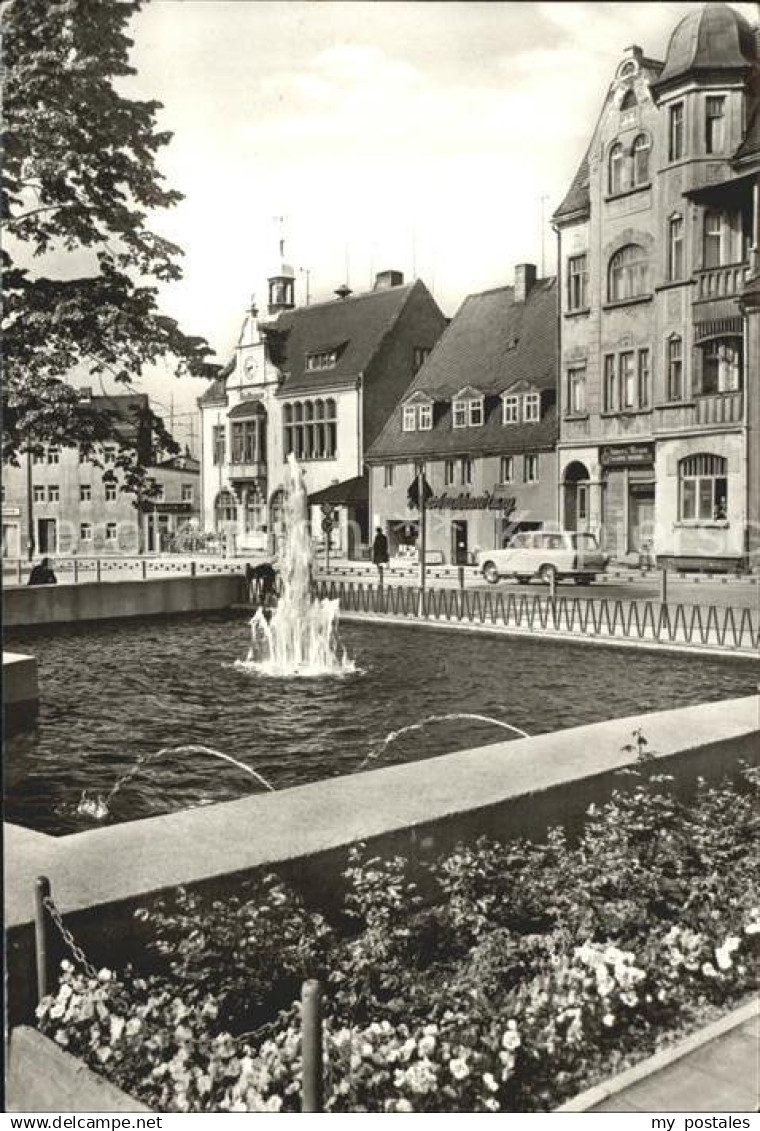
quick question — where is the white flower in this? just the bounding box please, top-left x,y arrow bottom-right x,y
602,1013 -> 615,1028
702,962 -> 718,978
715,936 -> 741,971
482,1072 -> 498,1093
502,1027 -> 521,1052
394,1099 -> 414,1112
97,968 -> 112,983
419,1034 -> 436,1057
450,1057 -> 469,1081
109,1016 -> 125,1043
483,1098 -> 500,1112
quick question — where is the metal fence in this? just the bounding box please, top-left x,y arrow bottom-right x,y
310,579 -> 760,655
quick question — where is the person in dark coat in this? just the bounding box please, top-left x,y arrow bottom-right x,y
28,557 -> 57,586
372,527 -> 389,583
245,561 -> 278,604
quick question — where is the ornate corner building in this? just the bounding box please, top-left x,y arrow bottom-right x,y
553,3 -> 760,570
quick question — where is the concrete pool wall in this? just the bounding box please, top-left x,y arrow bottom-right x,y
4,573 -> 246,627
2,652 -> 39,733
5,694 -> 758,1027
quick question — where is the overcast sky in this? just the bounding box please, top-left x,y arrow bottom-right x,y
55,2 -> 760,440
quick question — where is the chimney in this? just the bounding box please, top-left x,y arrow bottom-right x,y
514,263 -> 537,303
373,269 -> 404,291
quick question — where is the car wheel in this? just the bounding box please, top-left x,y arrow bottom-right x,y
539,564 -> 558,586
482,561 -> 500,585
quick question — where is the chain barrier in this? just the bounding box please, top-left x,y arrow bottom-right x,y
42,893 -> 98,980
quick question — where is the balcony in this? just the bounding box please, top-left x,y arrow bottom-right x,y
694,264 -> 749,302
654,392 -> 743,433
227,459 -> 267,482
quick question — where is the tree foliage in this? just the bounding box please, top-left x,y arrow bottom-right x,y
1,0 -> 214,487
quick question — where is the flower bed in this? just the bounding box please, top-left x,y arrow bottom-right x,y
37,750 -> 759,1113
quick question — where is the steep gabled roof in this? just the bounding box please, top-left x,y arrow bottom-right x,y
267,281 -> 423,396
734,99 -> 760,165
366,278 -> 558,462
553,149 -> 591,223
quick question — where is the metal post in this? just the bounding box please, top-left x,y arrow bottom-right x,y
73,558 -> 79,584
418,465 -> 427,597
191,560 -> 197,578
34,875 -> 53,1003
17,557 -> 22,584
142,558 -> 147,581
660,566 -> 668,605
301,979 -> 323,1113
458,565 -> 465,591
548,571 -> 556,602
96,559 -> 102,584
26,447 -> 35,561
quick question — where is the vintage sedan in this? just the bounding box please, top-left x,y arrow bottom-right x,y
477,531 -> 609,585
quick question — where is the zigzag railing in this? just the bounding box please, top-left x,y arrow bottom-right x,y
312,580 -> 759,654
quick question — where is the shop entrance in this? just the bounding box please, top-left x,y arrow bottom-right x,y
563,461 -> 591,532
451,520 -> 468,565
628,484 -> 655,554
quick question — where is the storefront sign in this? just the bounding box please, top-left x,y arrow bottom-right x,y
2,506 -> 21,517
600,443 -> 654,468
427,492 -> 516,512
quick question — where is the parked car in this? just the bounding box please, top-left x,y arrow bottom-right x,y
477,531 -> 609,585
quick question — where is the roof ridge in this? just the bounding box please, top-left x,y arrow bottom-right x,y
277,281 -> 414,318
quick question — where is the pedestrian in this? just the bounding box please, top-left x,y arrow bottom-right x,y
372,526 -> 389,585
28,557 -> 57,586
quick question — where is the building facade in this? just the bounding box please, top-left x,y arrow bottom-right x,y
198,263 -> 447,557
554,3 -> 760,569
2,391 -> 153,558
366,266 -> 558,565
143,453 -> 201,552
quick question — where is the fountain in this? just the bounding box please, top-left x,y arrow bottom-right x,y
360,712 -> 530,770
236,453 -> 355,677
76,743 -> 275,822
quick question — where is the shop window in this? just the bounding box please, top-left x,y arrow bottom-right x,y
502,395 -> 519,424
667,336 -> 683,401
608,142 -> 625,194
667,216 -> 684,281
705,96 -> 725,155
460,457 -> 473,486
80,485 -> 92,502
669,102 -> 684,162
384,464 -> 394,488
444,460 -> 455,486
523,393 -> 540,422
567,254 -> 588,311
608,244 -> 649,302
524,455 -> 539,483
631,134 -> 650,186
567,367 -> 586,414
701,339 -> 741,394
678,454 -> 727,522
500,456 -> 514,484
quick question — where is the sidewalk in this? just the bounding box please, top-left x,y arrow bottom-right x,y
559,999 -> 758,1113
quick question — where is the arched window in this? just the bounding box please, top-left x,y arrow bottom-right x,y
214,490 -> 237,530
631,134 -> 650,186
678,455 -> 728,522
314,399 -> 325,420
292,401 -> 303,422
608,244 -> 649,302
620,88 -> 637,111
282,403 -> 292,424
609,142 -> 625,195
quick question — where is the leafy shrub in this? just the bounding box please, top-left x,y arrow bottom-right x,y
37,761 -> 760,1112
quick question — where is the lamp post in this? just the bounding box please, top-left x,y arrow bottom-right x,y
25,447 -> 35,561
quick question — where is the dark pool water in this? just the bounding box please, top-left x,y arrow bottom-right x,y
4,612 -> 756,836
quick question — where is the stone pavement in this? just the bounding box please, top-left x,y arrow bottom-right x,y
559,999 -> 758,1113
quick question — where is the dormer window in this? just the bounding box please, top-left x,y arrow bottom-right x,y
523,393 -> 541,422
402,405 -> 417,432
452,388 -> 484,429
418,403 -> 432,430
503,395 -> 519,424
305,349 -> 337,371
402,394 -> 433,432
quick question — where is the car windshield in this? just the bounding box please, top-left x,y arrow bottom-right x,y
572,533 -> 599,549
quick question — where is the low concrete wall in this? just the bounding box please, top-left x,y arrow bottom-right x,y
2,652 -> 39,733
6,695 -> 758,1028
3,574 -> 246,627
8,1027 -> 151,1113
